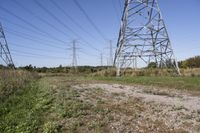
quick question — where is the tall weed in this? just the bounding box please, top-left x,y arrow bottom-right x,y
0,69 -> 39,99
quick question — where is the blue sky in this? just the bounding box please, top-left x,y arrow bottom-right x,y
0,0 -> 199,67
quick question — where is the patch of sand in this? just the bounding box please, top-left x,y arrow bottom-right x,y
73,83 -> 200,133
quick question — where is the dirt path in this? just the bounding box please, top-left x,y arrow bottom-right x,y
85,84 -> 200,111
74,83 -> 200,133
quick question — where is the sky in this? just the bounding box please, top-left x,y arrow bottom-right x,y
0,0 -> 199,67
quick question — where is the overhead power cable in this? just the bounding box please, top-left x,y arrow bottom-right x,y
111,0 -> 121,21
78,50 -> 99,57
73,0 -> 107,42
118,0 -> 123,15
34,0 -> 102,53
13,53 -> 69,60
12,53 -> 63,60
0,5 -> 67,44
11,49 -> 67,59
3,27 -> 67,47
5,30 -> 65,49
34,0 -> 78,38
49,0 -> 100,42
9,42 -> 65,53
11,0 -> 70,40
0,16 -> 50,39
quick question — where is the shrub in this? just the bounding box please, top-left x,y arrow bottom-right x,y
0,69 -> 39,99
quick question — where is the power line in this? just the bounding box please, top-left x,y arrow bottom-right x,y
6,30 -> 102,59
109,40 -> 113,66
111,0 -> 121,21
72,40 -> 78,68
65,40 -> 79,68
114,0 -> 181,76
102,39 -> 115,64
0,16 -> 51,39
78,50 -> 99,57
13,53 -> 69,60
0,23 -> 14,67
3,27 -> 67,47
5,30 -> 66,49
78,41 -> 102,53
34,0 -> 77,37
66,40 -> 101,66
11,49 -> 67,59
73,0 -> 107,42
0,5 -> 67,44
118,0 -> 123,15
9,42 -> 65,53
100,53 -> 103,66
49,0 -> 100,42
11,0 -> 70,40
34,0 -> 102,53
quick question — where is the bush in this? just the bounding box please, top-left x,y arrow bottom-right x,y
0,69 -> 39,99
179,56 -> 200,68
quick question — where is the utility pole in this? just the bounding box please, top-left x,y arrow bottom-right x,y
100,53 -> 103,66
0,23 -> 14,68
109,40 -> 113,66
114,0 -> 180,76
72,40 -> 77,69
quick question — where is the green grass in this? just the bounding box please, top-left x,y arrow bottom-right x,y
1,74 -> 200,132
0,79 -> 57,133
0,70 -> 39,99
40,74 -> 200,91
0,81 -> 42,132
0,76 -> 102,133
83,76 -> 200,91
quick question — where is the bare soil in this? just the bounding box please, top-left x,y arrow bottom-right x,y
73,83 -> 200,133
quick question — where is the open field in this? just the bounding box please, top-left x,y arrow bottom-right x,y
84,76 -> 200,92
0,0 -> 199,132
1,73 -> 200,133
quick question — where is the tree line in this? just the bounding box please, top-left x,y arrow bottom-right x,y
178,56 -> 200,68
1,56 -> 199,73
18,65 -> 113,74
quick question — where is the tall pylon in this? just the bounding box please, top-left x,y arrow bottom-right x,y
114,0 -> 180,76
100,53 -> 103,66
109,40 -> 113,66
72,40 -> 77,69
0,23 -> 14,68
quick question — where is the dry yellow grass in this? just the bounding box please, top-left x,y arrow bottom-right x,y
181,68 -> 200,76
93,68 -> 200,77
0,69 -> 39,99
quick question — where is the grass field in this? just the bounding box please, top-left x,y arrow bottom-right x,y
85,76 -> 200,91
42,72 -> 200,91
1,72 -> 200,132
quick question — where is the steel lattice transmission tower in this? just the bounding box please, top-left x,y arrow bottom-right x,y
72,40 -> 77,69
114,0 -> 180,76
0,23 -> 14,68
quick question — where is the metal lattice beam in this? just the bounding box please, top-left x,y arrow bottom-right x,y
114,0 -> 180,76
0,23 -> 14,68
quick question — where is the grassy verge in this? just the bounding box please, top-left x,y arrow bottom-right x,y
83,76 -> 200,91
0,70 -> 39,99
39,73 -> 200,91
1,75 -> 197,132
0,76 -> 108,132
0,77 -> 58,133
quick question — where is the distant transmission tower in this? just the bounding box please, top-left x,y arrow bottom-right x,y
72,40 -> 77,69
0,23 -> 14,68
100,53 -> 103,66
109,40 -> 113,66
114,0 -> 180,76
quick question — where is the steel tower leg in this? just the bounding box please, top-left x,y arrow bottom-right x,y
0,23 -> 14,68
114,0 -> 180,76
